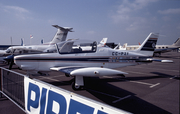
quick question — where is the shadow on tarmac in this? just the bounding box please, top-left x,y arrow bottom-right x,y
83,77 -> 171,114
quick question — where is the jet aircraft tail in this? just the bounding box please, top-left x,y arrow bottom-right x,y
172,38 -> 180,46
135,33 -> 159,56
50,25 -> 73,44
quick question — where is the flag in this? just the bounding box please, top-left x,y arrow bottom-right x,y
30,35 -> 33,39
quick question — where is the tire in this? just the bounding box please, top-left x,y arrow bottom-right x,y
71,81 -> 81,90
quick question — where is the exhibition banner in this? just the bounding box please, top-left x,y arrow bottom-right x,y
24,77 -> 130,114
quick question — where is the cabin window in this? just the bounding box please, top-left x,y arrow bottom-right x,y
57,40 -> 97,54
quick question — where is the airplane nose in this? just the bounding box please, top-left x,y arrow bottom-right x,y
14,55 -> 40,71
4,55 -> 14,62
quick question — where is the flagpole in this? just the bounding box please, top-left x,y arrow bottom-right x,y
30,35 -> 33,45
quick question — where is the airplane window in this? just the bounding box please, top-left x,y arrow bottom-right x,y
59,40 -> 97,54
162,47 -> 164,48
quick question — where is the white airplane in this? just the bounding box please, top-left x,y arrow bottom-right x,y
0,38 -> 24,62
14,33 -> 173,90
5,25 -> 73,55
125,38 -> 180,56
3,25 -> 73,69
153,38 -> 180,56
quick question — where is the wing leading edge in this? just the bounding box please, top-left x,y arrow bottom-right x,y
50,66 -> 127,77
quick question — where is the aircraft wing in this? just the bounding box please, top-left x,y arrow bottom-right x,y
143,58 -> 173,63
155,48 -> 178,53
152,59 -> 173,63
50,66 -> 85,74
50,66 -> 127,77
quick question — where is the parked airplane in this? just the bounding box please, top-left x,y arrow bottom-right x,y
14,33 -> 173,90
153,38 -> 180,56
124,38 -> 180,56
3,25 -> 73,69
0,39 -> 24,62
5,25 -> 73,55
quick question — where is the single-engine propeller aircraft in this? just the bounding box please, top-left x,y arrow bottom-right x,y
14,33 -> 173,90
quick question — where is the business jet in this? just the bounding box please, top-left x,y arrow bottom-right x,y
14,33 -> 173,90
3,25 -> 73,69
5,25 -> 73,55
125,38 -> 180,56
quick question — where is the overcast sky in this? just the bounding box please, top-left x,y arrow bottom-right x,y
0,0 -> 180,45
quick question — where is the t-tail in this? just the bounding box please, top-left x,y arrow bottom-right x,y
50,25 -> 73,44
135,33 -> 159,56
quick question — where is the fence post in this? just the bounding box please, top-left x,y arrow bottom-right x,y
0,68 -> 2,98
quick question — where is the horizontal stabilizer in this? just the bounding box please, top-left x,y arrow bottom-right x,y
52,25 -> 73,32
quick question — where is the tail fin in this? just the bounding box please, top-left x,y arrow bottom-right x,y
136,33 -> 159,56
50,25 -> 73,44
41,39 -> 43,44
21,38 -> 25,46
98,38 -> 108,47
172,38 -> 180,46
100,38 -> 108,45
122,43 -> 127,48
21,38 -> 23,46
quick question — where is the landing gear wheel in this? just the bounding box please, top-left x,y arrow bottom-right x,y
72,81 -> 82,90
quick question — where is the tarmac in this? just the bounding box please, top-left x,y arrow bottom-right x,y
0,51 -> 179,114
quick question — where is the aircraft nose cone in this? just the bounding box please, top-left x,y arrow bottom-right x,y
4,55 -> 14,62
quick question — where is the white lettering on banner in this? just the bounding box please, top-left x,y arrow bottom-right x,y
24,77 -> 130,114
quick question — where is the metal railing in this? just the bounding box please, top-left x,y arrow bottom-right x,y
0,67 -> 27,112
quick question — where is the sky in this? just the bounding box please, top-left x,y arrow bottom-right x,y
0,0 -> 180,45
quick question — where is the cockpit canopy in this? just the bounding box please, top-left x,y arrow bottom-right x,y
56,40 -> 97,54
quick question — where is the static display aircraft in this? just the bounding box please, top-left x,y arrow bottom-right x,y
14,33 -> 173,90
3,25 -> 73,69
124,38 -> 180,56
5,25 -> 73,55
0,39 -> 24,62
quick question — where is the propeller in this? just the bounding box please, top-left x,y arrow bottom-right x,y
4,55 -> 14,69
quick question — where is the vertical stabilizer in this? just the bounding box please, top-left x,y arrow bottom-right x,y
21,38 -> 23,46
135,33 -> 159,56
98,38 -> 108,47
50,25 -> 73,44
172,38 -> 180,46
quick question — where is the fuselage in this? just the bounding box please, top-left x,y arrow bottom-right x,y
14,46 -> 151,72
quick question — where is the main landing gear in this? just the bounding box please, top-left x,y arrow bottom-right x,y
71,76 -> 84,90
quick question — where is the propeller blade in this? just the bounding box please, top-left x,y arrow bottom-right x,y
9,59 -> 14,70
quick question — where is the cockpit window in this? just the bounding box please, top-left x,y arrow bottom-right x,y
57,40 -> 97,54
